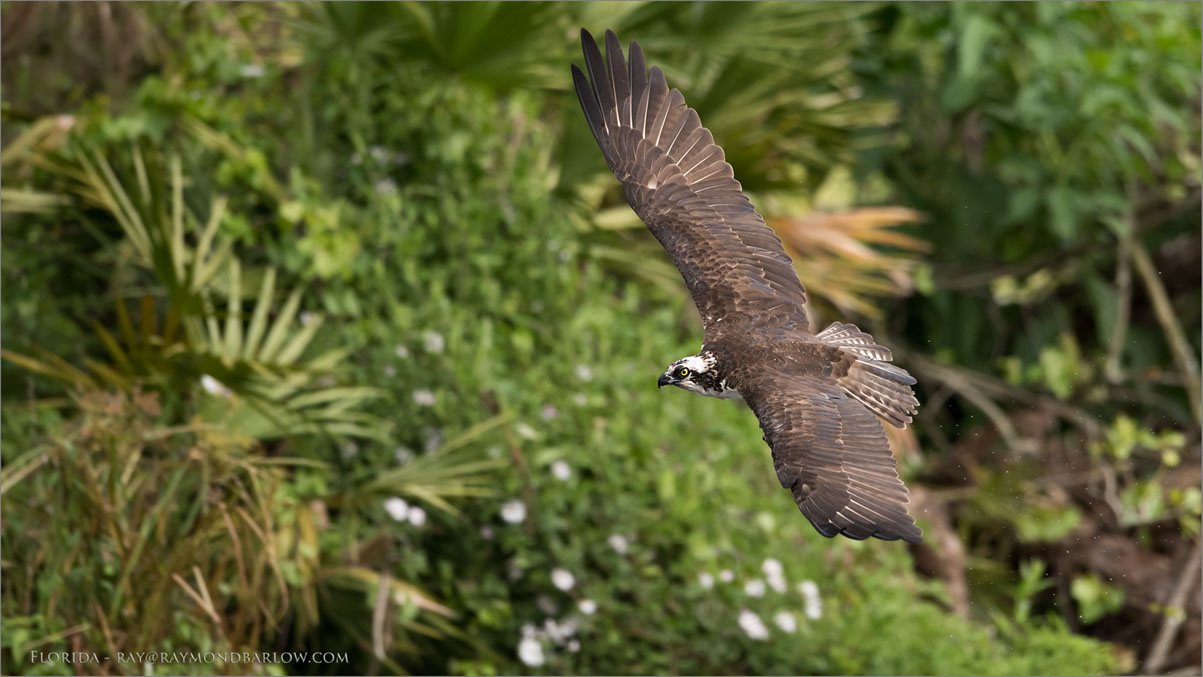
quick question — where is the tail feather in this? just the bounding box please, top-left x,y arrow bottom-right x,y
819,322 -> 919,428
816,321 -> 895,362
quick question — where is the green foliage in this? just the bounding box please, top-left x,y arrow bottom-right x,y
1070,574 -> 1125,626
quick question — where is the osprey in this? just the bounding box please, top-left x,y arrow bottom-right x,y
572,29 -> 923,544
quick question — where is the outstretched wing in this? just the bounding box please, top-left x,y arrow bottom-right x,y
571,29 -> 809,337
741,371 -> 923,544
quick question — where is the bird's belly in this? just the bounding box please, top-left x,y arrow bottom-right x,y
710,379 -> 743,400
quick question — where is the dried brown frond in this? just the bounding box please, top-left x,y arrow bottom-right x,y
771,207 -> 930,319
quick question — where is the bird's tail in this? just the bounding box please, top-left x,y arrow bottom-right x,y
817,322 -> 919,428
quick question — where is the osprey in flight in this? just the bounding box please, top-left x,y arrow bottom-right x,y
572,29 -> 923,543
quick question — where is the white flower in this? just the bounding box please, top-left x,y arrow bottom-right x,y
422,330 -> 445,354
719,569 -> 734,583
578,599 -> 597,615
542,404 -> 558,420
517,637 -> 544,667
537,595 -> 558,615
384,497 -> 409,522
422,427 -> 443,452
567,639 -> 580,653
374,178 -> 398,195
369,146 -> 389,162
200,374 -> 232,398
698,572 -> 715,590
773,611 -> 797,633
407,506 -> 426,527
574,393 -> 587,406
515,421 -> 538,440
501,499 -> 527,524
763,558 -> 787,592
744,579 -> 766,597
394,344 -> 410,359
340,441 -> 359,459
607,533 -> 629,554
383,365 -> 397,378
299,311 -> 316,326
551,460 -> 571,481
395,446 -> 414,464
738,609 -> 770,640
240,63 -> 265,78
800,580 -> 823,619
551,568 -> 575,591
412,389 -> 436,407
575,364 -> 594,382
544,616 -> 578,643
520,623 -> 538,639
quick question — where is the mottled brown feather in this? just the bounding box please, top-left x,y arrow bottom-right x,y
572,29 -> 808,339
741,371 -> 923,544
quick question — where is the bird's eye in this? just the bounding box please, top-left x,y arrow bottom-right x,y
676,367 -> 690,378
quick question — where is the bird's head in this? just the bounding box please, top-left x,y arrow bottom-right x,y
658,353 -> 734,398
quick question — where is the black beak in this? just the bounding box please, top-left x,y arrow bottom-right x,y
657,373 -> 671,389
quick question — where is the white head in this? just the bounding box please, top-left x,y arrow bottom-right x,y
657,353 -> 741,399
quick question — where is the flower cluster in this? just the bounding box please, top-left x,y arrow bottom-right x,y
763,557 -> 787,593
799,579 -> 823,620
738,609 -> 769,641
383,497 -> 426,527
696,559 -> 820,640
517,615 -> 582,666
200,374 -> 232,399
744,579 -> 766,597
422,330 -> 445,354
551,568 -> 575,591
501,499 -> 527,524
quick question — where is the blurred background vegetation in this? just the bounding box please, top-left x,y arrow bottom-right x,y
1,2 -> 1199,675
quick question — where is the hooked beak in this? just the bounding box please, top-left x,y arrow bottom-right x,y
657,373 -> 672,389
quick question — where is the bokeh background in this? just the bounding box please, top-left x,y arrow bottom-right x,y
2,2 -> 1200,675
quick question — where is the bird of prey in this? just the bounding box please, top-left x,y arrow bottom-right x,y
571,29 -> 923,544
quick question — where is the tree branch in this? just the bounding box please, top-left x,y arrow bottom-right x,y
1130,237 -> 1202,424
1144,540 -> 1202,674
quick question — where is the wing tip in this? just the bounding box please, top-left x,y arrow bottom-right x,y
806,512 -> 924,544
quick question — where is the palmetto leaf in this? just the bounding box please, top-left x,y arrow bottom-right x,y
1,120 -> 384,441
358,414 -> 510,517
772,206 -> 930,320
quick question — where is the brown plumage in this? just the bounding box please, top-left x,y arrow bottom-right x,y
573,29 -> 923,544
